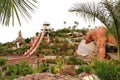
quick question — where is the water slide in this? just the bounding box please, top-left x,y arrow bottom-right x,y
23,31 -> 45,57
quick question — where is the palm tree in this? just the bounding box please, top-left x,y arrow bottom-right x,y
69,0 -> 120,60
0,0 -> 38,26
64,21 -> 66,27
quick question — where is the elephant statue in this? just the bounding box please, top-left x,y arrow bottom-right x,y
84,26 -> 116,61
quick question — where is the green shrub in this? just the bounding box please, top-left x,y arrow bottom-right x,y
0,71 -> 2,77
75,58 -> 85,65
60,67 -> 76,76
0,57 -> 7,66
75,66 -> 83,75
0,75 -> 20,80
2,66 -> 7,72
93,59 -> 120,80
49,66 -> 54,73
69,56 -> 76,65
73,38 -> 82,42
17,62 -> 33,76
7,75 -> 20,80
66,49 -> 74,55
46,59 -> 56,64
68,56 -> 85,65
81,65 -> 92,73
49,44 -> 56,50
6,62 -> 33,76
6,65 -> 17,76
37,62 -> 49,73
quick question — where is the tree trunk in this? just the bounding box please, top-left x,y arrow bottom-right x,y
118,46 -> 120,60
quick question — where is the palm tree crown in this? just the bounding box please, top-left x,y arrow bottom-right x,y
0,0 -> 38,26
69,0 -> 120,59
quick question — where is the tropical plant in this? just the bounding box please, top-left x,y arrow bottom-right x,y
35,32 -> 39,36
25,38 -> 31,43
81,65 -> 92,73
68,56 -> 85,65
60,66 -> 76,76
92,59 -> 120,80
0,0 -> 38,26
37,62 -> 49,73
5,64 -> 17,76
69,0 -> 120,59
63,21 -> 66,27
0,71 -> 2,77
69,56 -> 76,65
0,57 -> 7,67
6,62 -> 33,76
75,66 -> 83,75
16,61 -> 33,76
15,43 -> 30,55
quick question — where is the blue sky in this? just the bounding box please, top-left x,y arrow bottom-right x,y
0,0 -> 102,43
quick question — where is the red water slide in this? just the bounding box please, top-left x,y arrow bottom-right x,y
23,31 -> 45,57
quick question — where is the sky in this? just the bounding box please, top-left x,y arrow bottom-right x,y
0,0 -> 102,43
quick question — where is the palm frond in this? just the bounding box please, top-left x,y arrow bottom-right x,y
69,0 -> 120,60
69,0 -> 119,39
0,0 -> 38,26
69,2 -> 97,23
69,1 -> 110,27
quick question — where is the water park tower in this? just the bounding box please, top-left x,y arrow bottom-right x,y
41,22 -> 53,42
41,22 -> 53,32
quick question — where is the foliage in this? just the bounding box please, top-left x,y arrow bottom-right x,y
81,65 -> 92,73
3,42 -> 16,49
36,37 -> 76,56
73,38 -> 82,42
0,42 -> 15,55
6,65 -> 17,76
48,66 -> 54,73
46,59 -> 56,64
0,42 -> 30,55
2,66 -> 7,72
53,66 -> 61,74
69,0 -> 120,59
75,66 -> 83,75
0,71 -> 2,77
0,0 -> 38,26
49,44 -> 56,50
35,32 -> 39,36
69,56 -> 76,64
37,62 -> 49,73
52,57 -> 66,74
15,43 -> 30,55
55,28 -> 70,36
0,57 -> 7,66
76,29 -> 88,35
0,44 -> 9,55
92,59 -> 120,80
6,62 -> 33,76
25,38 -> 31,43
7,49 -> 14,54
69,56 -> 85,65
0,75 -> 20,80
75,64 -> 92,75
60,66 -> 76,76
49,31 -> 56,37
17,62 -> 33,76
